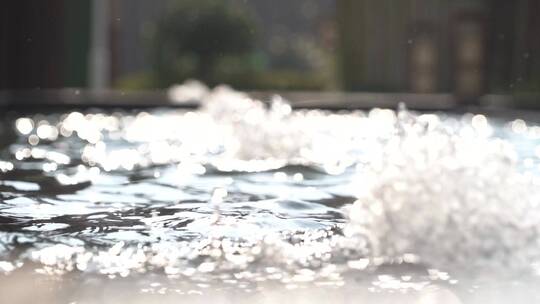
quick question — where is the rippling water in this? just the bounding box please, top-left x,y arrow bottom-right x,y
1,86 -> 540,303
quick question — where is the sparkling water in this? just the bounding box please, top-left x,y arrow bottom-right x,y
1,85 -> 540,303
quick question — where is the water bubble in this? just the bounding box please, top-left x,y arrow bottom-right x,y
15,118 -> 34,135
0,161 -> 14,172
511,119 -> 528,134
28,134 -> 39,145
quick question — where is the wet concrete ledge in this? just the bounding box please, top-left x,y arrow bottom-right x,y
0,89 -> 539,117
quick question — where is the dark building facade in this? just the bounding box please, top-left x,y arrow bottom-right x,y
337,0 -> 540,99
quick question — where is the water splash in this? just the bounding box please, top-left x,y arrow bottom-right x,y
346,104 -> 540,270
0,85 -> 539,293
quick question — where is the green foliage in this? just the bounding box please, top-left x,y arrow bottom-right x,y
114,72 -> 156,90
151,0 -> 256,87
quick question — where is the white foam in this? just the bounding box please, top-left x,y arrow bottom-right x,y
346,105 -> 540,271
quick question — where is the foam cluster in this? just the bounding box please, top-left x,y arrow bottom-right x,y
346,106 -> 540,271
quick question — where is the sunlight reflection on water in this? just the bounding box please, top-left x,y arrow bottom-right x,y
0,86 -> 540,302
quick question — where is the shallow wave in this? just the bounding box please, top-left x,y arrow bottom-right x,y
0,84 -> 539,286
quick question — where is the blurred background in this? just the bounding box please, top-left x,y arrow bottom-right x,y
1,0 -> 539,107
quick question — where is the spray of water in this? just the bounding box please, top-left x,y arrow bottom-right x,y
1,82 -> 540,284
346,104 -> 540,271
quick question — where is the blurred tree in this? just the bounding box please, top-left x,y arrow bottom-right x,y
151,0 -> 256,87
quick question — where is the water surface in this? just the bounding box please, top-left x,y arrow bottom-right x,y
1,89 -> 540,303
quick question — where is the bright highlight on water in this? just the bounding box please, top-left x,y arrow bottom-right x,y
1,83 -> 540,302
